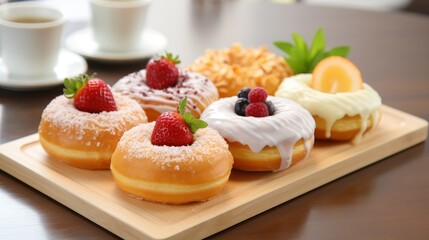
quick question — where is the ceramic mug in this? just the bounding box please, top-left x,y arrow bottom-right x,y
90,0 -> 152,52
0,2 -> 66,77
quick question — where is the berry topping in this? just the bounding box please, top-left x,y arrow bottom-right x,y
234,98 -> 249,116
151,97 -> 208,146
146,52 -> 181,90
265,100 -> 275,115
237,87 -> 251,99
248,87 -> 268,103
245,102 -> 269,117
63,74 -> 117,113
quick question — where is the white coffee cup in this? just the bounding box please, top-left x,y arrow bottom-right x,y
90,0 -> 152,52
0,2 -> 66,77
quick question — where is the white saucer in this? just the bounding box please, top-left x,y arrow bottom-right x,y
0,50 -> 87,91
65,27 -> 168,62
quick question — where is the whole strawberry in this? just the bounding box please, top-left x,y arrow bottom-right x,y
146,52 -> 181,90
63,74 -> 117,113
151,97 -> 207,146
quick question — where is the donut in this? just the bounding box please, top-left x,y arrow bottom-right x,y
275,74 -> 382,143
112,69 -> 219,122
188,43 -> 293,98
38,93 -> 147,169
110,122 -> 233,204
200,96 -> 315,172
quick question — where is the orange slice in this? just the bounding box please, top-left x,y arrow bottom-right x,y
312,56 -> 363,93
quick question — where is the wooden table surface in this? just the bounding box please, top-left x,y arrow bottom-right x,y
1,0 -> 429,239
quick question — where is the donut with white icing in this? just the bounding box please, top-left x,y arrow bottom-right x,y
275,74 -> 382,144
110,122 -> 233,204
200,96 -> 315,172
112,69 -> 219,122
38,94 -> 147,169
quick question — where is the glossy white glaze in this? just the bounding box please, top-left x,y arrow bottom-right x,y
201,96 -> 315,171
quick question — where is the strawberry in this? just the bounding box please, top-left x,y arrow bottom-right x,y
63,74 -> 117,113
146,52 -> 181,90
151,97 -> 207,146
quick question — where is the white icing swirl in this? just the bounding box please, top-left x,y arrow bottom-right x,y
200,96 -> 315,171
275,74 -> 382,144
112,69 -> 218,115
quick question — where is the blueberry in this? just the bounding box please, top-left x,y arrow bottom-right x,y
237,88 -> 251,99
234,98 -> 249,116
265,100 -> 275,115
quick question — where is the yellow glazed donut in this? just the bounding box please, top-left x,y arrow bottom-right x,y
275,74 -> 382,143
200,96 -> 315,172
38,94 -> 147,169
188,43 -> 293,98
110,122 -> 234,204
112,69 -> 219,122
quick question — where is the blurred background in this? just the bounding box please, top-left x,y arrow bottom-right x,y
1,0 -> 429,18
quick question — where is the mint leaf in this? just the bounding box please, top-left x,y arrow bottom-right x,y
178,97 -> 187,115
273,41 -> 293,55
308,51 -> 329,72
274,28 -> 351,74
327,46 -> 350,57
178,97 -> 208,134
309,28 -> 326,60
189,119 -> 208,134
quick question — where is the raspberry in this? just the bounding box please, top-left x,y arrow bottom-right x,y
245,102 -> 269,117
248,87 -> 268,103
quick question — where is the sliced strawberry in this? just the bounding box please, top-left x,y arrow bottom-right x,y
146,52 -> 181,90
63,74 -> 117,113
151,97 -> 207,146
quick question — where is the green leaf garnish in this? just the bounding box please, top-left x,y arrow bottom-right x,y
63,73 -> 95,99
274,28 -> 351,74
163,51 -> 181,65
177,97 -> 208,134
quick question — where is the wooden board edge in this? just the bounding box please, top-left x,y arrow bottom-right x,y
0,138 -> 155,240
170,111 -> 428,240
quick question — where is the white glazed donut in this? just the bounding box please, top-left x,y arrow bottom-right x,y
200,96 -> 315,172
275,74 -> 382,144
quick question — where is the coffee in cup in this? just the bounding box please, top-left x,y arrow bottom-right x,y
0,2 -> 66,77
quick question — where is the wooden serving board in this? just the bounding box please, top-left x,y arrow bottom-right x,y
0,105 -> 427,240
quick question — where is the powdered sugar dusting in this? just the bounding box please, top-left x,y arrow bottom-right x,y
116,122 -> 229,169
112,69 -> 219,115
39,93 -> 147,147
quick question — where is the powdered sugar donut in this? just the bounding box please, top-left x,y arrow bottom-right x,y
38,94 -> 147,169
110,122 -> 233,204
112,69 -> 219,122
